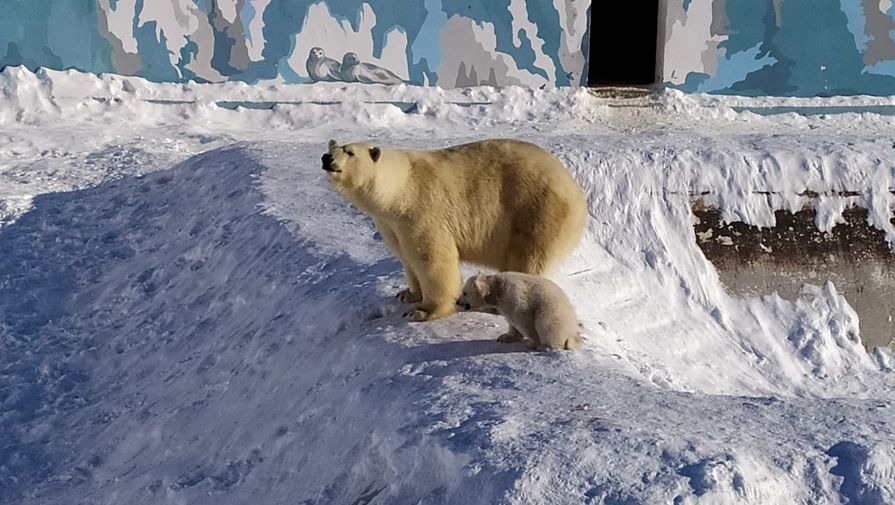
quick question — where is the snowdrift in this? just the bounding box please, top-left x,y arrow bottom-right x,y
0,67 -> 894,504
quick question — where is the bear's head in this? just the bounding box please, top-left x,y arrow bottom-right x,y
456,274 -> 498,312
322,139 -> 382,193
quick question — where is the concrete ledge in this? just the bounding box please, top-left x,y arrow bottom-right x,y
693,203 -> 895,350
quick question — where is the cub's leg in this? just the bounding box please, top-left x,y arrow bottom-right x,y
403,236 -> 462,322
497,326 -> 524,343
374,218 -> 421,303
533,313 -> 574,351
507,322 -> 540,349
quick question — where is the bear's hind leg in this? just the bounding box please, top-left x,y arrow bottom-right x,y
506,245 -> 550,276
506,197 -> 583,277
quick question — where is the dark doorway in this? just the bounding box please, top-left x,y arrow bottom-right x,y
587,1 -> 659,86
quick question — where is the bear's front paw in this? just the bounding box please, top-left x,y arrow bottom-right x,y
403,304 -> 456,322
396,288 -> 422,304
403,308 -> 431,322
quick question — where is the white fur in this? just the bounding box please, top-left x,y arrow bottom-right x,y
457,272 -> 583,351
322,138 -> 586,322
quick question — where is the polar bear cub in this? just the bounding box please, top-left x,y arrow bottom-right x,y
321,138 -> 586,323
456,272 -> 582,351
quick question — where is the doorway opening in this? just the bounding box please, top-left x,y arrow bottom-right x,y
587,0 -> 660,86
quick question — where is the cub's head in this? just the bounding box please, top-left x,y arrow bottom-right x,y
321,139 -> 382,193
456,274 -> 497,312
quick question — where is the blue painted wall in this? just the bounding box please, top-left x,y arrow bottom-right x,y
0,0 -> 115,75
664,0 -> 895,96
0,0 -> 590,87
4,0 -> 891,95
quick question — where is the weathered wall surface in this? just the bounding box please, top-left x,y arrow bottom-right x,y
694,203 -> 895,349
0,0 -> 590,87
663,0 -> 895,96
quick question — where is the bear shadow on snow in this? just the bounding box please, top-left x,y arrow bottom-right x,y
0,143 -> 544,504
409,338 -> 534,361
0,145 -> 438,503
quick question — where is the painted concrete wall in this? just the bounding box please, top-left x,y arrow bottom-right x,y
663,0 -> 895,96
0,0 -> 590,87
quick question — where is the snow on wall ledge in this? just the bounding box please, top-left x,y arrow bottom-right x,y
663,0 -> 895,96
0,0 -> 590,87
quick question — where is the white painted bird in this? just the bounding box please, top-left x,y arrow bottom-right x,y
305,47 -> 342,82
339,52 -> 405,85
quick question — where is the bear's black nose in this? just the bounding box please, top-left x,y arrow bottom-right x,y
321,153 -> 335,172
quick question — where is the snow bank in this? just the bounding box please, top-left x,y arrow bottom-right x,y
0,147 -> 478,503
1,67 -> 894,504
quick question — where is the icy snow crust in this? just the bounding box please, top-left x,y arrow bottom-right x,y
1,67 -> 893,504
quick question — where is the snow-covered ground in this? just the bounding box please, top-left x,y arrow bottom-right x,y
1,66 -> 894,504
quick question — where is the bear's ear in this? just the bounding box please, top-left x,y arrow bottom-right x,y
328,139 -> 338,150
369,146 -> 381,162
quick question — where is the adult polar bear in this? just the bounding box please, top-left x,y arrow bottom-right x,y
322,139 -> 586,322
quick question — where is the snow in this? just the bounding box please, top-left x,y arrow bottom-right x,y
0,66 -> 894,504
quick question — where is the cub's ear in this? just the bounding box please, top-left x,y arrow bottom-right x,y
328,139 -> 338,149
473,274 -> 490,295
369,146 -> 381,162
475,275 -> 499,306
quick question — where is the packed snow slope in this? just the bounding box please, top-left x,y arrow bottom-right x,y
1,67 -> 894,504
